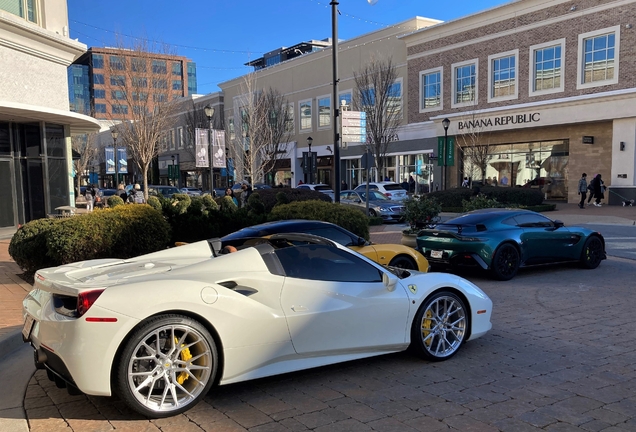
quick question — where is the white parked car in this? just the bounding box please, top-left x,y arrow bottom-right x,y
180,187 -> 202,197
354,182 -> 408,201
296,183 -> 334,201
22,233 -> 492,418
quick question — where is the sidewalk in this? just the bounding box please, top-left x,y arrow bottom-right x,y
0,201 -> 634,431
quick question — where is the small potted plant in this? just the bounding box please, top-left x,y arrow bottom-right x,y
401,195 -> 442,247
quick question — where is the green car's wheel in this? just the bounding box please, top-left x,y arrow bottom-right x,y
115,314 -> 218,418
580,236 -> 603,269
388,255 -> 417,270
491,243 -> 520,281
410,291 -> 468,361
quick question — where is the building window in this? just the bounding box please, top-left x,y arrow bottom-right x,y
529,40 -> 564,96
169,129 -> 176,150
172,80 -> 182,90
110,75 -> 125,86
187,62 -> 197,94
132,92 -> 148,101
577,26 -> 619,89
285,104 -> 294,133
452,59 -> 478,108
0,0 -> 37,22
360,87 -> 375,109
94,103 -> 107,114
228,118 -> 235,140
318,96 -> 331,128
131,58 -> 146,73
153,79 -> 167,89
172,62 -> 182,76
94,89 -> 105,99
339,90 -> 352,111
488,50 -> 518,102
133,106 -> 148,115
111,90 -> 126,100
92,54 -> 104,69
153,93 -> 167,103
299,99 -> 312,131
177,127 -> 184,149
110,56 -> 126,71
93,74 -> 104,85
112,105 -> 129,115
387,79 -> 402,117
419,67 -> 442,112
132,77 -> 147,88
152,60 -> 167,74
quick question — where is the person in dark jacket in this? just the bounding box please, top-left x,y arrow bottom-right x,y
591,174 -> 605,206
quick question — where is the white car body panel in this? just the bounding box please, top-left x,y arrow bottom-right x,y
23,237 -> 492,399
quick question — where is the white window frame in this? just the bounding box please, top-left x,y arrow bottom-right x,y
576,25 -> 620,90
299,98 -> 312,132
419,67 -> 443,113
386,77 -> 403,119
317,95 -> 331,129
529,39 -> 565,97
488,49 -> 519,103
284,103 -> 295,134
177,127 -> 184,149
451,58 -> 479,109
169,129 -> 175,151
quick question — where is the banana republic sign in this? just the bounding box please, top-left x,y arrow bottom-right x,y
457,112 -> 541,130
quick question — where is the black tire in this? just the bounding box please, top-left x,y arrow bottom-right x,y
115,314 -> 218,418
409,291 -> 468,361
580,235 -> 603,269
491,243 -> 520,281
388,255 -> 417,270
368,209 -> 377,217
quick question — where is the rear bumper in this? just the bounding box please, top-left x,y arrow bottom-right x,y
418,248 -> 489,269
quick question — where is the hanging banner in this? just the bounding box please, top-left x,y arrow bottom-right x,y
437,136 -> 456,167
105,147 -> 115,174
195,128 -> 209,168
117,148 -> 128,174
212,130 -> 226,168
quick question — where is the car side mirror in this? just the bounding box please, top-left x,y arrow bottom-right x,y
554,220 -> 564,228
382,272 -> 398,292
357,237 -> 366,246
355,199 -> 362,203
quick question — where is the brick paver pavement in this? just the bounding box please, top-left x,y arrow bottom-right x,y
0,239 -> 31,342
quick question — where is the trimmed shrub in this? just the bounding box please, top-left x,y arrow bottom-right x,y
107,195 -> 125,208
9,218 -> 59,276
201,194 -> 219,211
462,195 -> 506,212
247,192 -> 266,215
269,200 -> 370,240
403,196 -> 442,230
218,195 -> 238,212
248,188 -> 331,213
147,196 -> 162,211
430,186 -> 544,209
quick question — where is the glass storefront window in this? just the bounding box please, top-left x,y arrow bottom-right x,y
461,140 -> 569,199
45,124 -> 65,157
398,153 -> 434,193
0,122 -> 10,154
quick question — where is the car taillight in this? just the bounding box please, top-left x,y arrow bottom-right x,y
385,193 -> 392,197
77,289 -> 105,317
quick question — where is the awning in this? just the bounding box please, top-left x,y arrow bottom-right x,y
0,101 -> 101,135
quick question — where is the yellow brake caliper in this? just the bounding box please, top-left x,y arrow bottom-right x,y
175,337 -> 192,385
421,310 -> 433,347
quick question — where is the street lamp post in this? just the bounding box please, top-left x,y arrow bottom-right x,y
331,0 -> 341,203
111,128 -> 119,188
204,105 -> 215,193
307,136 -> 313,184
171,155 -> 175,186
442,118 -> 450,190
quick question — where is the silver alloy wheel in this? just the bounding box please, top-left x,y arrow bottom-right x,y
419,295 -> 466,358
126,323 -> 213,413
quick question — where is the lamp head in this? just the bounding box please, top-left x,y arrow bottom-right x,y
204,104 -> 214,120
442,118 -> 450,131
111,128 -> 119,140
307,136 -> 313,146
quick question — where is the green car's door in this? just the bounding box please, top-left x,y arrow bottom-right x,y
515,213 -> 575,263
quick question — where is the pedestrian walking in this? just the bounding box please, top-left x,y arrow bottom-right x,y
591,174 -> 605,206
225,188 -> 238,206
117,184 -> 128,202
84,184 -> 94,212
132,184 -> 145,204
577,173 -> 588,209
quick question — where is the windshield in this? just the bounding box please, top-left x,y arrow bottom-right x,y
382,184 -> 405,191
314,185 -> 333,191
359,191 -> 389,201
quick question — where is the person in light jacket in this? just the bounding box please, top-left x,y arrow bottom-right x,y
577,173 -> 588,209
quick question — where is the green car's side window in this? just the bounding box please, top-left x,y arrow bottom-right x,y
514,214 -> 554,228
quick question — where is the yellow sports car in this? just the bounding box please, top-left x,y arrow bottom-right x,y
221,219 -> 429,272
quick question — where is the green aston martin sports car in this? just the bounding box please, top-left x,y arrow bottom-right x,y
416,209 -> 606,280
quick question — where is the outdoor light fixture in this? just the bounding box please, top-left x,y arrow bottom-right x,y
111,128 -> 119,187
307,136 -> 314,184
204,105 -> 215,192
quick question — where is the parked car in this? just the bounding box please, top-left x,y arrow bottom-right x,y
416,208 -> 606,280
180,187 -> 202,197
23,233 -> 492,417
354,182 -> 408,201
296,183 -> 334,201
147,185 -> 180,198
253,183 -> 272,190
340,190 -> 405,222
222,219 -> 428,271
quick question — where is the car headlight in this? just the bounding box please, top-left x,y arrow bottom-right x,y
379,206 -> 392,211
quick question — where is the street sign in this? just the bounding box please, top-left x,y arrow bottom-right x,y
361,151 -> 375,170
341,111 -> 367,143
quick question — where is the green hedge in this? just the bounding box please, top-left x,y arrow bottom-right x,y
9,205 -> 171,277
269,200 -> 370,240
429,187 -> 544,208
248,188 -> 332,213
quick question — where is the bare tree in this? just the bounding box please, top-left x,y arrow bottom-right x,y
71,133 -> 99,193
353,56 -> 402,180
226,73 -> 293,184
102,41 -> 179,200
455,111 -> 495,185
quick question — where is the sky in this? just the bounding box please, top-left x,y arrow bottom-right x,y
67,0 -> 510,94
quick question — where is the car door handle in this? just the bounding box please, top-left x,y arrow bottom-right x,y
291,305 -> 308,312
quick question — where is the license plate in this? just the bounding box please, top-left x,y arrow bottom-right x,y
431,250 -> 443,259
22,314 -> 35,341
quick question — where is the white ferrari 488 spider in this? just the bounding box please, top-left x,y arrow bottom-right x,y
22,233 -> 492,418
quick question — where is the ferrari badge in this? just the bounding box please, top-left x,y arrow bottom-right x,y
408,284 -> 417,294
